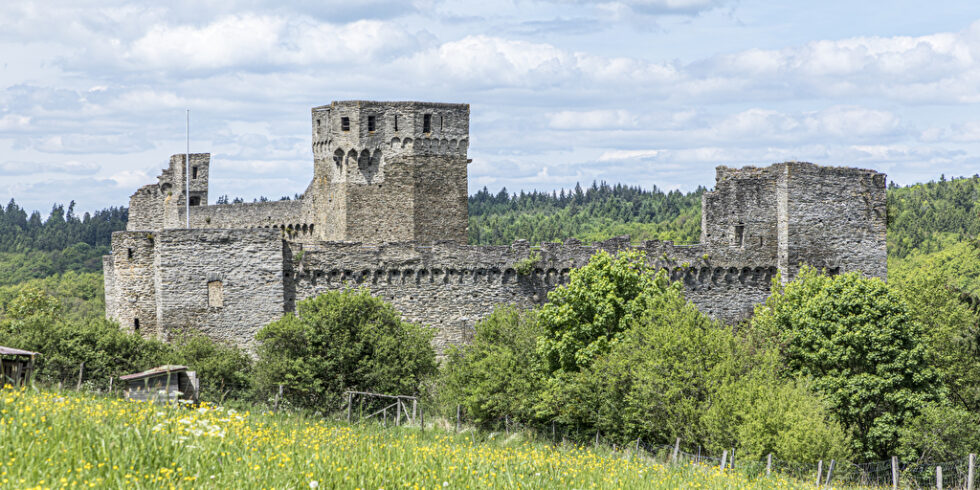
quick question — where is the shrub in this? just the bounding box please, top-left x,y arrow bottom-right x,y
254,288 -> 437,412
170,333 -> 253,403
749,266 -> 943,459
537,249 -> 665,372
439,307 -> 546,427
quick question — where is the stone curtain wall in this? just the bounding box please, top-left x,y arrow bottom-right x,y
153,229 -> 285,348
286,237 -> 780,352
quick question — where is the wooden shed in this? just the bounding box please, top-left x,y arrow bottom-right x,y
120,365 -> 199,403
0,346 -> 37,387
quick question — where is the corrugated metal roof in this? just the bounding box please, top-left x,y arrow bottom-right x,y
119,365 -> 189,381
0,346 -> 38,356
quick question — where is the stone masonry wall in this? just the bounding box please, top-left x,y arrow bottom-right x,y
105,232 -> 159,338
152,229 -> 285,348
286,237 -> 778,352
780,163 -> 887,281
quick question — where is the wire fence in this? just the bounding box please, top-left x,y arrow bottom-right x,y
372,403 -> 979,489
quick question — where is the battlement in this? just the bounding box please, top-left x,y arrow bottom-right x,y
103,100 -> 887,355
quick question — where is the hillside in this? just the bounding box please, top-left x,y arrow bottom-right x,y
0,200 -> 127,285
467,182 -> 704,245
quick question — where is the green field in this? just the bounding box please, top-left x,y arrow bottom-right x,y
0,386 -> 824,489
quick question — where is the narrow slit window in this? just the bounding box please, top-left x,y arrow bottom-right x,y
734,225 -> 745,247
192,166 -> 198,179
440,115 -> 443,131
423,114 -> 432,133
394,115 -> 398,131
127,248 -> 134,259
133,318 -> 140,333
341,116 -> 350,132
368,115 -> 376,132
208,280 -> 224,307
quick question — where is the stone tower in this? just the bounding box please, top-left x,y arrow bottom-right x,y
305,101 -> 470,243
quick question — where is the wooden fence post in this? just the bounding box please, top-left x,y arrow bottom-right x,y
969,453 -> 975,490
892,456 -> 899,489
825,459 -> 835,487
720,450 -> 727,470
346,392 -> 352,423
937,465 -> 943,490
108,376 -> 113,394
815,460 -> 822,487
634,438 -> 640,456
766,453 -> 772,476
396,398 -> 401,426
672,437 -> 680,463
76,362 -> 84,391
274,384 -> 282,412
456,405 -> 461,433
594,430 -> 599,448
412,398 -> 417,425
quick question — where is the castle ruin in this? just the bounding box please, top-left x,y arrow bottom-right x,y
103,100 -> 887,352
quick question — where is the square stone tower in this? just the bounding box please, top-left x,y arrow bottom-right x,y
305,101 -> 470,243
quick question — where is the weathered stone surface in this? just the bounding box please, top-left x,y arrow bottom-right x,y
103,100 -> 887,354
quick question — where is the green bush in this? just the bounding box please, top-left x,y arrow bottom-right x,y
537,249 -> 664,373
169,333 -> 253,403
254,288 -> 437,412
439,307 -> 546,427
0,283 -> 252,400
749,266 -> 943,459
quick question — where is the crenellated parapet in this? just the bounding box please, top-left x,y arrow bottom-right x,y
102,99 -> 887,355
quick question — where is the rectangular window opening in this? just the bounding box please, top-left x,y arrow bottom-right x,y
368,115 -> 376,132
394,115 -> 398,131
423,114 -> 432,133
127,248 -> 134,259
133,318 -> 140,333
341,116 -> 350,132
440,115 -> 443,131
734,225 -> 745,247
189,196 -> 201,206
192,166 -> 198,179
208,280 -> 224,308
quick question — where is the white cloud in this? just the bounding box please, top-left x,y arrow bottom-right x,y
122,15 -> 422,72
548,109 -> 637,129
0,160 -> 99,176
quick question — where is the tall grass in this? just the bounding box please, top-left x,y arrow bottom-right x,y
0,386 -> 819,489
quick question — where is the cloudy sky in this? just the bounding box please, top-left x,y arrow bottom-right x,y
2,0 -> 980,214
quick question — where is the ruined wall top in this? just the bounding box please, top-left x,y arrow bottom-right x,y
311,100 -> 470,162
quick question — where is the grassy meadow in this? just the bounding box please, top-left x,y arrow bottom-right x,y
0,386 -> 828,489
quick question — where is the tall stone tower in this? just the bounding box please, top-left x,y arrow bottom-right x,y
305,101 -> 470,243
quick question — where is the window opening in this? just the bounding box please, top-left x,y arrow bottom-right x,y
192,166 -> 198,179
133,318 -> 140,333
341,116 -> 350,132
127,248 -> 134,259
734,225 -> 745,247
368,115 -> 376,132
423,114 -> 432,133
440,115 -> 443,131
189,196 -> 201,206
208,280 -> 224,308
394,115 -> 398,131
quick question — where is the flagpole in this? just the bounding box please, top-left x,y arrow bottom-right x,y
186,109 -> 190,229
